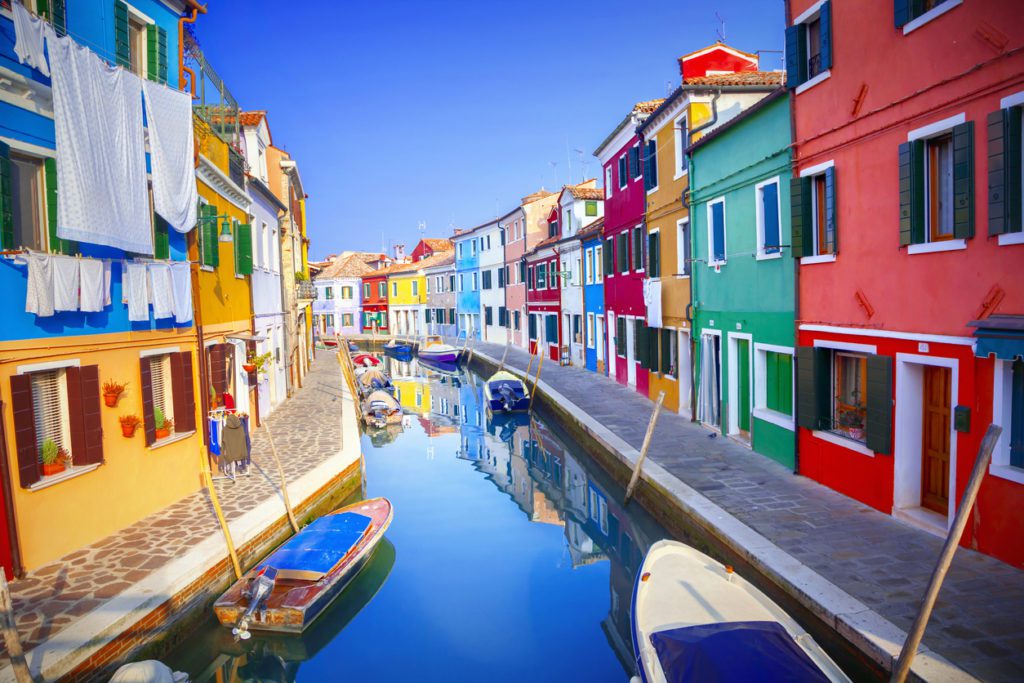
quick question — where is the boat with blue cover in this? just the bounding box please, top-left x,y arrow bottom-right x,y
384,339 -> 414,357
482,370 -> 530,413
630,540 -> 847,683
214,497 -> 393,637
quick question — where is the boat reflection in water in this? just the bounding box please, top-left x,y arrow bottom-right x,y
197,538 -> 396,683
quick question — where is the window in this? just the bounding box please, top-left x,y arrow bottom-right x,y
391,282 -> 398,297
470,239 -> 477,255
643,139 -> 658,191
458,243 -> 464,258
896,0 -> 960,31
618,156 -> 628,189
785,1 -> 832,89
31,369 -> 71,467
128,13 -> 147,77
326,314 -> 335,328
458,274 -> 464,292
325,286 -> 334,300
537,263 -> 547,290
758,348 -> 794,420
449,307 -> 456,324
648,231 -> 660,278
548,216 -> 559,238
630,145 -> 641,179
616,317 -> 626,357
606,166 -> 614,198
485,235 -> 491,250
573,314 -> 582,343
548,261 -> 558,289
633,227 -> 644,271
707,198 -> 726,265
363,282 -> 370,299
585,201 -> 598,217
484,306 -> 493,326
617,233 -> 628,273
989,104 -> 1023,239
8,152 -> 47,252
342,313 -> 353,327
674,115 -> 689,176
481,270 -> 492,290
513,310 -> 521,330
587,313 -> 596,348
585,249 -> 594,284
833,353 -> 867,442
925,134 -> 954,242
378,282 -> 386,298
341,286 -> 353,300
899,120 -> 974,248
806,16 -> 823,78
472,272 -> 478,290
677,219 -> 691,276
756,178 -> 782,257
993,359 -> 1024,477
498,306 -> 507,327
595,245 -> 604,282
528,265 -> 535,290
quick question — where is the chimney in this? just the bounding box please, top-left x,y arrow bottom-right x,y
394,243 -> 406,262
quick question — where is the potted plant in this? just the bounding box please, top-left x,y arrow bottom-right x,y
838,406 -> 866,441
40,439 -> 66,476
248,351 -> 272,377
119,414 -> 142,438
294,270 -> 309,282
102,379 -> 127,407
154,406 -> 170,440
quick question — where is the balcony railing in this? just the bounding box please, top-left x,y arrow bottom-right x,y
296,281 -> 317,301
808,52 -> 824,79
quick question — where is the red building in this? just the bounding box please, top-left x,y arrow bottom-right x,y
525,235 -> 562,360
361,270 -> 390,332
787,0 -> 1024,566
411,238 -> 453,262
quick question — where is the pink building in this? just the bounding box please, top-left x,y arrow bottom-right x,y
505,190 -> 558,350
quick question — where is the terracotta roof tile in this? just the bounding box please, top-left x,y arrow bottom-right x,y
522,189 -> 555,204
420,238 -> 453,252
315,253 -> 377,279
683,71 -> 785,86
531,236 -> 561,251
567,185 -> 605,201
577,217 -> 605,238
239,111 -> 267,127
633,99 -> 665,114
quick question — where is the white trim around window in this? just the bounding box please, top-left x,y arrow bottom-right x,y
903,0 -> 962,35
706,197 -> 727,266
139,346 -> 181,359
907,239 -> 967,255
793,0 -> 827,24
991,358 -> 1024,485
794,70 -> 831,96
798,159 -> 835,178
673,113 -> 689,180
907,113 -> 965,142
16,359 -> 80,375
997,232 -> 1024,246
754,176 -> 784,261
812,338 -> 877,354
753,342 -> 795,431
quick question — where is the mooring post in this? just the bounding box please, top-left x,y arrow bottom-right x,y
624,391 -> 666,504
528,351 -> 545,411
498,342 -> 510,371
200,447 -> 242,579
263,422 -> 300,534
0,571 -> 32,683
890,423 -> 1002,683
524,349 -> 536,381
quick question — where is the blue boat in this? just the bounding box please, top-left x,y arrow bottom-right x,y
384,339 -> 414,357
483,371 -> 530,413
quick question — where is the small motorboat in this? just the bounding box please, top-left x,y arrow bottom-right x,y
360,390 -> 403,428
348,341 -> 360,353
418,335 -> 460,364
356,368 -> 393,397
483,370 -> 530,413
352,353 -> 380,368
383,339 -> 414,356
214,497 -> 393,637
631,540 -> 848,683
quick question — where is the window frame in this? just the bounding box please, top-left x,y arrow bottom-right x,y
753,343 -> 796,430
677,218 -> 691,277
8,151 -> 47,253
605,165 -> 614,198
674,113 -> 689,179
706,197 -> 727,266
618,155 -> 628,190
924,133 -> 955,243
990,358 -> 1024,484
378,282 -> 386,298
594,245 -> 604,282
632,226 -> 645,273
755,176 -> 784,260
832,351 -> 869,445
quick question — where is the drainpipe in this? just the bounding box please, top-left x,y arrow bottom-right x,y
784,0 -> 802,475
178,3 -> 207,97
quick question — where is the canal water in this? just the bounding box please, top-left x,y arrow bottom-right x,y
165,354 -> 673,682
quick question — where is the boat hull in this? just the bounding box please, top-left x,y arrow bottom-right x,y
419,350 -> 459,363
483,371 -> 530,413
214,498 -> 393,634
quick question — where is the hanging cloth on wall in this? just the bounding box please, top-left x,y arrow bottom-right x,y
141,80 -> 198,233
24,252 -> 54,317
169,261 -> 193,323
46,28 -> 153,254
12,2 -> 50,77
645,279 -> 662,328
148,262 -> 174,319
124,261 -> 150,322
78,257 -> 107,313
52,255 -> 80,312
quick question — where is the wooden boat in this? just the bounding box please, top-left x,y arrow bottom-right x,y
384,338 -> 414,356
483,370 -> 530,413
348,341 -> 360,353
360,390 -> 403,428
356,368 -> 393,398
418,335 -> 460,363
214,497 -> 393,637
352,353 -> 380,367
631,540 -> 848,683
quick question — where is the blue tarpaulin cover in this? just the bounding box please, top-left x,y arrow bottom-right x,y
258,512 -> 372,579
650,621 -> 829,683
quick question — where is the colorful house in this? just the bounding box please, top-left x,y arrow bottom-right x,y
452,224 -> 483,339
580,219 -> 606,373
787,0 -> 1024,566
387,261 -> 424,336
525,236 -> 561,360
477,218 -> 507,344
594,100 -> 662,395
689,89 -> 795,468
313,253 -> 375,337
361,269 -> 390,333
556,181 -> 604,367
423,252 -> 457,338
503,190 -> 558,350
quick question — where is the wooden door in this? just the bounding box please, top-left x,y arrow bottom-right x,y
921,366 -> 951,514
736,339 -> 751,437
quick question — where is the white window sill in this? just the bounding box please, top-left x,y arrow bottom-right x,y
907,239 -> 966,255
200,265 -> 215,272
708,261 -> 726,269
997,232 -> 1024,246
800,253 -> 836,265
673,169 -> 689,181
756,251 -> 783,261
29,463 -> 102,491
795,70 -> 831,95
989,464 -> 1024,486
903,0 -> 962,34
149,429 -> 196,451
753,407 -> 795,431
647,186 -> 659,196
812,429 -> 874,457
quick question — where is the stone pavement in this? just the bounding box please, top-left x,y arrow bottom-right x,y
462,338 -> 1024,682
0,352 -> 347,657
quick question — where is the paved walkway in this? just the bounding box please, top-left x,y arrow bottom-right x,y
462,338 -> 1024,681
1,352 -> 347,658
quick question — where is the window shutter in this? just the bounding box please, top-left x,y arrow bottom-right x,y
0,142 -> 12,250
50,0 -> 67,36
865,355 -> 893,455
796,347 -> 828,431
785,24 -> 807,88
649,141 -> 658,188
529,314 -> 537,339
636,322 -> 649,369
114,0 -> 130,69
235,222 -> 253,275
661,329 -> 672,375
629,147 -> 639,179
146,24 -> 159,81
824,166 -> 838,254
201,205 -> 219,267
819,1 -> 833,71
73,365 -> 103,466
790,176 -> 811,258
153,214 -> 170,260
157,27 -> 168,84
498,267 -> 505,288
894,0 -> 912,28
171,352 -> 196,434
44,158 -> 75,255
988,107 -> 1021,236
9,375 -> 40,488
618,233 -> 628,273
616,318 -> 626,357
648,232 -> 660,277
643,145 -> 651,191
140,357 -> 156,446
898,140 -> 925,246
604,238 -> 613,274
952,121 -> 975,239
210,343 -> 228,395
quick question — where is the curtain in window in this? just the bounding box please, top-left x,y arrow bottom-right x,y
698,335 -> 721,427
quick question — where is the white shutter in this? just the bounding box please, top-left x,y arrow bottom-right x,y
31,369 -> 70,458
149,355 -> 174,422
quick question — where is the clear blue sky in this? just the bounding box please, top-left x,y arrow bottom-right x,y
196,0 -> 785,259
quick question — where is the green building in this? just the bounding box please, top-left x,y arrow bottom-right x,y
689,90 -> 796,468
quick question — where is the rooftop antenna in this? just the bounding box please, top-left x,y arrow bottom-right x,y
418,220 -> 426,235
715,12 -> 726,42
548,161 -> 559,188
574,148 -> 588,183
565,137 -> 572,186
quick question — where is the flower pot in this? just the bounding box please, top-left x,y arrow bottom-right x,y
42,463 -> 65,476
103,393 -> 119,407
155,427 -> 170,440
242,364 -> 256,373
121,424 -> 137,438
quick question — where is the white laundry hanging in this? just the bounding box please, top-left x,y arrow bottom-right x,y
24,252 -> 54,317
645,279 -> 662,328
78,258 -> 106,313
52,255 -> 80,312
169,261 -> 193,324
142,80 -> 198,234
148,262 -> 174,319
12,3 -> 50,77
124,261 -> 150,322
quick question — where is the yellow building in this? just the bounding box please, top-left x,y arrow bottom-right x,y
387,264 -> 425,336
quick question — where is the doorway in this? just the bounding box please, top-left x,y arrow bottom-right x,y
678,329 -> 692,416
698,331 -> 722,429
922,366 -> 951,514
607,313 -> 617,379
625,318 -> 636,386
728,334 -> 752,442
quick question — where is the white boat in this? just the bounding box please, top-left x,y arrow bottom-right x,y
631,540 -> 848,683
418,335 -> 460,363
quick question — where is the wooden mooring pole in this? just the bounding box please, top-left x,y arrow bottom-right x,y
498,342 -> 511,371
524,349 -> 536,381
200,447 -> 242,580
263,422 -> 300,534
890,424 -> 1002,683
0,571 -> 32,683
624,391 -> 666,504
527,351 -> 545,412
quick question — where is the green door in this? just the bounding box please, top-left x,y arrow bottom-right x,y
737,339 -> 750,435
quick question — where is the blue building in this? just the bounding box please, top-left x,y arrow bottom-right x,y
452,223 -> 484,339
580,220 -> 606,374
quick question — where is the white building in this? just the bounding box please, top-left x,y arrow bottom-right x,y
477,218 -> 508,344
314,253 -> 376,337
557,181 -> 604,366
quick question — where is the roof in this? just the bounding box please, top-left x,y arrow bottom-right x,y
577,217 -> 605,239
638,74 -> 783,134
686,89 -> 787,155
633,99 -> 666,114
593,98 -> 664,156
678,41 -> 759,62
528,235 -> 561,253
420,251 -> 455,270
419,238 -> 453,252
315,253 -> 377,280
566,185 -> 605,201
683,71 -> 785,87
522,189 -> 555,204
239,111 -> 267,127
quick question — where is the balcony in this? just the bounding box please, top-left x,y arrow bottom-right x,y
296,281 -> 317,302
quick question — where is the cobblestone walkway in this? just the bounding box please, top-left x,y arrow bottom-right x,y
461,338 -> 1024,681
2,353 -> 347,656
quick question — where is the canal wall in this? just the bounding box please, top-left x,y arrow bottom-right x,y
464,348 -> 971,683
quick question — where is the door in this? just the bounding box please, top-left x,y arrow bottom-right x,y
607,313 -> 616,378
921,366 -> 951,514
736,338 -> 751,438
678,330 -> 691,414
626,319 -> 636,386
699,333 -> 721,428
597,318 -> 605,363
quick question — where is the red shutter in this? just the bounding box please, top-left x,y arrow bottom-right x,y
65,366 -> 86,460
9,375 -> 39,488
0,401 -> 24,579
140,357 -> 156,446
171,352 -> 196,433
77,365 -> 103,465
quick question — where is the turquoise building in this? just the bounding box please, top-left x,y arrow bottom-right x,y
689,90 -> 796,468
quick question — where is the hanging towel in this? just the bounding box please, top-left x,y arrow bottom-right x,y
46,28 -> 153,254
52,255 -> 80,312
169,261 -> 193,323
148,262 -> 174,319
141,81 -> 198,234
646,279 -> 662,328
12,3 -> 50,77
124,261 -> 150,321
102,259 -> 113,306
79,258 -> 106,312
24,253 -> 54,317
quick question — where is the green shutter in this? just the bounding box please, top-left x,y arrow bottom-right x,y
633,229 -> 643,270
235,222 -> 253,275
648,231 -> 660,277
898,140 -> 925,246
824,166 -> 837,254
660,329 -> 671,375
586,201 -> 597,217
114,1 -> 130,69
988,107 -> 1021,236
785,24 -> 807,88
528,313 -> 537,339
604,238 -> 613,274
0,142 -> 13,251
766,352 -> 794,416
819,1 -> 833,71
41,0 -> 68,36
153,213 -> 170,260
616,318 -> 626,356
146,24 -> 159,81
796,346 -> 829,431
791,176 -> 811,258
44,158 -> 75,255
157,27 -> 168,84
865,355 -> 893,455
952,121 -> 975,239
617,233 -> 628,273
636,322 -> 648,369
200,204 -> 219,267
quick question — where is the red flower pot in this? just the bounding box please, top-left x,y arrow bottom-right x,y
155,427 -> 170,440
103,393 -> 119,407
121,424 -> 137,438
42,463 -> 65,476
242,364 -> 256,373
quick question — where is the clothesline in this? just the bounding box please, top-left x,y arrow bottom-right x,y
0,247 -> 198,267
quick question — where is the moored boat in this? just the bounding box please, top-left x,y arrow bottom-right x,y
631,540 -> 848,683
384,339 -> 414,356
356,368 -> 393,398
214,497 -> 393,637
482,370 -> 530,413
360,390 -> 403,428
418,335 -> 460,363
352,353 -> 380,367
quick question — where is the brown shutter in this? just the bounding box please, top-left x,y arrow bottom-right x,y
9,375 -> 40,488
77,365 -> 103,465
171,352 -> 197,434
0,400 -> 25,579
140,357 -> 156,446
210,344 -> 227,396
65,366 -> 86,460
